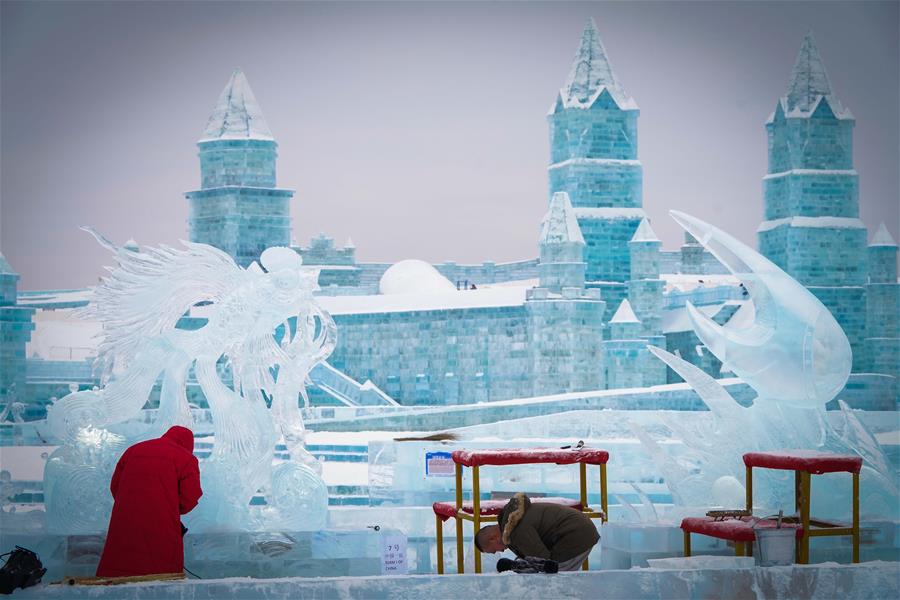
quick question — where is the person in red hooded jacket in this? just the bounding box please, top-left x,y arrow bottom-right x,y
96,426 -> 202,577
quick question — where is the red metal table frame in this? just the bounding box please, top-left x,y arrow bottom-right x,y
743,451 -> 862,564
435,447 -> 610,574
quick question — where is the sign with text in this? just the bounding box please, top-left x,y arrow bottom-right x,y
425,451 -> 455,477
381,534 -> 408,575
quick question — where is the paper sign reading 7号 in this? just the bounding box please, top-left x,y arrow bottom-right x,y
381,534 -> 408,575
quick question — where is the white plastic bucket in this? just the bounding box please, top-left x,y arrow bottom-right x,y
754,527 -> 795,566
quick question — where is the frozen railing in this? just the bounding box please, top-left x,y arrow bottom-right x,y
309,362 -> 399,407
664,285 -> 745,309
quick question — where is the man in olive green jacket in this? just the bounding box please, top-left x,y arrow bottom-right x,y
475,492 -> 599,571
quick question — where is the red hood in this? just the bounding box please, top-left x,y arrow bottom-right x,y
162,426 -> 194,453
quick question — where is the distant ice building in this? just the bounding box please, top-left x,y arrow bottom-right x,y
759,32 -> 899,401
9,24 -> 896,415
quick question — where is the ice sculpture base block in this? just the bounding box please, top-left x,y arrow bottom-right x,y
0,528 -> 390,582
600,520 -> 900,570
15,562 -> 900,599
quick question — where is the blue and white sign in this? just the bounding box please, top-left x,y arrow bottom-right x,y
425,451 -> 455,477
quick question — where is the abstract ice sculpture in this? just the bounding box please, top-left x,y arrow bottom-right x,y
639,211 -> 896,519
44,232 -> 334,533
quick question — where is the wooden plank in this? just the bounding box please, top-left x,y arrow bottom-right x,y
63,572 -> 185,586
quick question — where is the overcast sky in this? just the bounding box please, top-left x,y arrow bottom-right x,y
2,1 -> 897,290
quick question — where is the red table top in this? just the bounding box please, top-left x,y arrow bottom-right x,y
743,451 -> 862,474
432,497 -> 584,521
681,516 -> 804,542
451,448 -> 609,467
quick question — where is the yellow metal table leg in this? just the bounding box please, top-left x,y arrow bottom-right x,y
473,465 -> 482,574
745,465 -> 753,558
794,470 -> 801,563
456,463 -> 464,574
579,462 -> 588,508
735,542 -> 745,557
852,472 -> 860,563
683,531 -> 691,557
600,464 -> 608,522
799,471 -> 811,564
745,466 -> 753,512
579,462 -> 590,570
436,514 -> 444,574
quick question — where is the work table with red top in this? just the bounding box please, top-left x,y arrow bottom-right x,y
742,450 -> 862,564
434,446 -> 609,575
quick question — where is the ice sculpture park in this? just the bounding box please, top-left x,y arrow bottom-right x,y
1,16 -> 898,600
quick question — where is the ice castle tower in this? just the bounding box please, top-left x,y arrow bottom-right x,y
0,253 -> 34,401
185,69 -> 295,267
758,33 -> 868,370
866,224 -> 899,387
538,191 -> 586,292
548,19 -> 645,313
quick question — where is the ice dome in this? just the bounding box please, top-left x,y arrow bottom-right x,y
379,260 -> 456,295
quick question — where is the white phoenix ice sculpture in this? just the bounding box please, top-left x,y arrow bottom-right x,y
44,233 -> 334,533
639,211 -> 896,520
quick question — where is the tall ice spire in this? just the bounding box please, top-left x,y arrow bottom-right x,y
784,31 -> 843,115
187,68 -> 293,267
563,18 -> 632,108
200,68 -> 274,142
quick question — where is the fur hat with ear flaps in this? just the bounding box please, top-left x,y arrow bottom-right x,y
500,492 -> 531,545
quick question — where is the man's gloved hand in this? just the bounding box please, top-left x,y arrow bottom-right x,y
496,556 -> 559,574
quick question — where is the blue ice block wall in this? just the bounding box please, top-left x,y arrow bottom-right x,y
328,290 -> 606,405
866,242 -> 899,386
526,288 -> 606,396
